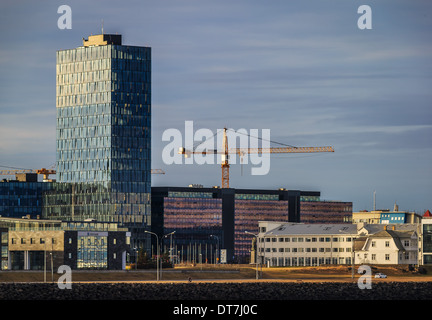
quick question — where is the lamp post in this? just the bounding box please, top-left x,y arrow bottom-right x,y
44,239 -> 46,283
245,231 -> 259,280
164,231 -> 176,264
145,231 -> 159,281
161,231 -> 176,280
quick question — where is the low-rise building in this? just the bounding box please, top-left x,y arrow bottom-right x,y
257,221 -> 419,267
355,225 -> 418,265
352,203 -> 422,225
0,217 -> 131,270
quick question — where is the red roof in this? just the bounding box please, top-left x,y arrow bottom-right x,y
424,210 -> 432,217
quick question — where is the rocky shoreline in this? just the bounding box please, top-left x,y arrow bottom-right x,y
0,281 -> 431,300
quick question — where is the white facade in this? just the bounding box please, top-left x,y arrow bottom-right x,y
355,226 -> 418,265
257,221 -> 419,267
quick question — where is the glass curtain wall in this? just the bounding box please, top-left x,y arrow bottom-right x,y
54,41 -> 152,248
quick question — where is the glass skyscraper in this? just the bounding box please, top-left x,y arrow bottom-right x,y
45,34 -> 151,248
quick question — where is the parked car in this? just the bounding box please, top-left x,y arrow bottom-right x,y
374,273 -> 387,278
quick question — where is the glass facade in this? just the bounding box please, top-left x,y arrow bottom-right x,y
163,197 -> 223,264
423,223 -> 432,254
77,232 -> 108,269
235,199 -> 289,260
153,187 -> 297,263
52,36 -> 152,248
300,201 -> 352,224
0,181 -> 55,218
1,229 -> 8,270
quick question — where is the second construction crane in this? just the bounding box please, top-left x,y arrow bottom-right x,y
179,128 -> 334,188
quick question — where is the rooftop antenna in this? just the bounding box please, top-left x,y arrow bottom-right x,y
101,19 -> 104,35
373,190 -> 376,211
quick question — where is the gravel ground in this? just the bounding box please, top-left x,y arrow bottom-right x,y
0,281 -> 431,300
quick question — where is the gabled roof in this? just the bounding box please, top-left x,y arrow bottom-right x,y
424,210 -> 432,217
265,223 -> 357,236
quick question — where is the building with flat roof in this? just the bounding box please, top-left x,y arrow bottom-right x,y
257,221 -> 419,267
0,178 -> 55,219
0,217 -> 131,270
151,186 -> 351,263
44,33 -> 152,249
352,203 -> 422,225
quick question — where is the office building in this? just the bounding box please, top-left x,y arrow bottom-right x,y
0,217 -> 130,270
352,203 -> 422,225
300,200 -> 352,223
44,34 -> 151,248
0,175 -> 54,219
258,221 -> 419,267
151,186 -> 351,263
421,212 -> 432,265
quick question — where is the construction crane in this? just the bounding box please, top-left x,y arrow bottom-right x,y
179,128 -> 334,188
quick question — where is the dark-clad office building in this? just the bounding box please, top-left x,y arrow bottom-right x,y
151,186 -> 322,263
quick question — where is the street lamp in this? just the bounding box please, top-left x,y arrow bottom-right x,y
144,231 -> 159,281
163,231 -> 176,264
161,231 -> 176,280
245,231 -> 259,280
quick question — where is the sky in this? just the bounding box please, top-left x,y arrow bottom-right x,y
0,0 -> 431,213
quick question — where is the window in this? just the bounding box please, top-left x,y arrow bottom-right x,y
385,241 -> 390,247
40,238 -> 45,244
385,254 -> 390,261
371,254 -> 376,260
21,238 -> 26,244
404,240 -> 410,247
69,238 -> 73,244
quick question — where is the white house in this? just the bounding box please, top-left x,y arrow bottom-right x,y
355,226 -> 418,265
